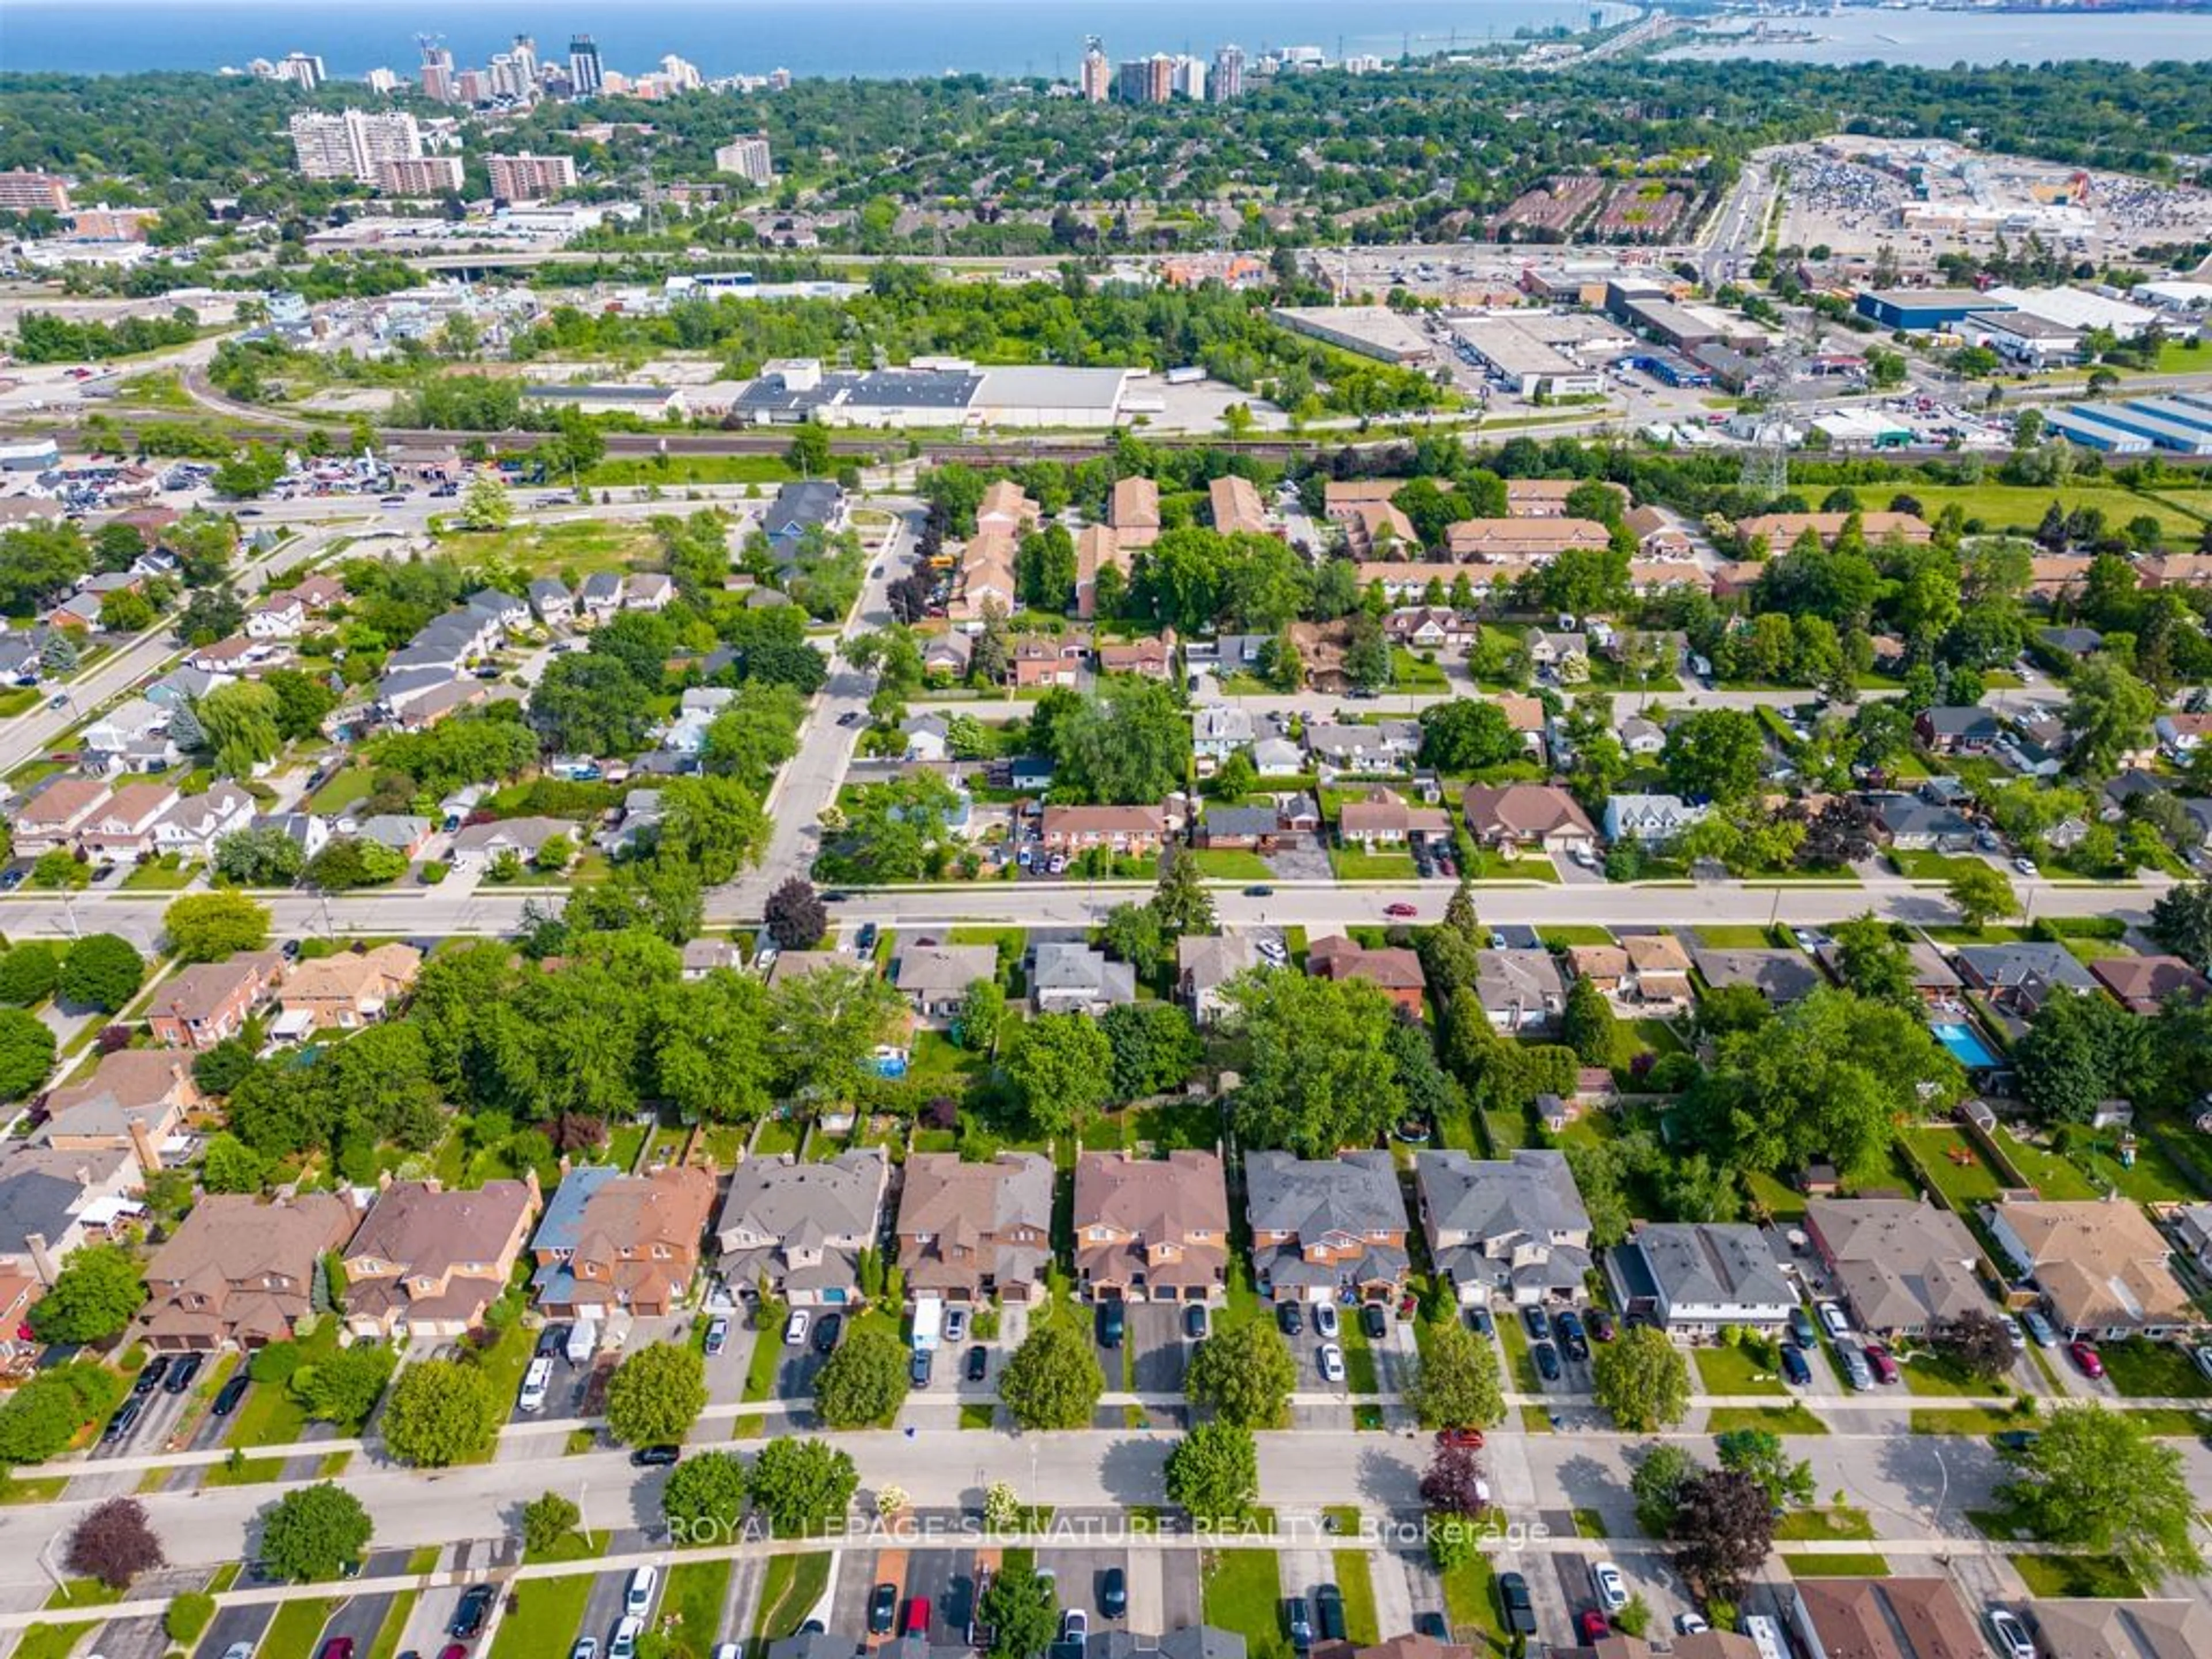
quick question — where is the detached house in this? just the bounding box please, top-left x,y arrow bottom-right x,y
530,1164 -> 717,1319
1308,935 -> 1426,1016
276,942 -> 422,1033
75,782 -> 181,859
146,951 -> 282,1049
715,1149 -> 890,1309
1073,1150 -> 1230,1304
150,782 -> 256,861
39,1048 -> 201,1172
896,1152 -> 1054,1305
1338,786 -> 1451,849
1474,948 -> 1567,1031
1417,1149 -> 1593,1309
341,1175 -> 542,1340
1245,1150 -> 1411,1305
12,777 -> 111,857
1179,933 -> 1265,1027
135,1192 -> 360,1353
1461,783 -> 1597,857
894,944 -> 998,1025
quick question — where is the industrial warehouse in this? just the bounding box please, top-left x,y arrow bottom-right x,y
729,356 -> 1137,429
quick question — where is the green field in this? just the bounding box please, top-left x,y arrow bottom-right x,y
1188,848 -> 1275,880
306,767 -> 380,815
436,516 -> 664,575
1695,1344 -> 1786,1397
1900,1125 -> 2008,1209
1328,847 -> 1420,882
1902,483 -> 2206,536
580,454 -> 797,487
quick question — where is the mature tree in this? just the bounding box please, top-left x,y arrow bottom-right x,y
2150,879 -> 2212,973
263,668 -> 342,744
1100,903 -> 1166,976
664,1451 -> 751,1543
0,1364 -> 122,1464
2014,987 -> 2154,1127
2063,656 -> 2157,777
28,1243 -> 144,1344
0,942 -> 60,1006
213,825 -> 307,887
56,934 -> 145,1014
1419,1442 -> 1492,1518
813,1327 -> 911,1430
1669,1469 -> 1774,1600
2001,1406 -> 2205,1583
1100,1002 -> 1203,1101
29,850 -> 87,892
1945,862 -> 2019,931
296,1342 -> 397,1429
957,979 -> 1006,1054
1185,1320 -> 1298,1429
531,653 -> 653,756
258,1483 -> 373,1582
1221,970 -> 1403,1156
978,1565 -> 1059,1659
195,681 -> 282,777
457,474 -> 513,531
1164,1421 -> 1259,1524
1929,1312 -> 2018,1383
1560,976 -> 1616,1067
1418,699 -> 1519,772
0,1006 -> 55,1101
1050,677 -> 1189,805
379,1359 -> 502,1468
65,1497 -> 165,1590
656,775 -> 770,884
653,972 -> 774,1127
200,1132 -> 267,1195
767,960 -> 908,1103
763,878 -> 828,951
1830,914 -> 1915,1007
747,1437 -> 859,1537
163,891 -> 270,961
1630,1442 -> 1705,1537
604,1341 -> 707,1448
304,836 -> 407,891
1003,1014 -> 1114,1134
1590,1325 -> 1690,1432
1714,1429 -> 1816,1512
998,1319 -> 1104,1430
1405,1319 -> 1506,1430
1684,988 -> 1961,1180
1663,709 -> 1766,803
521,1492 -> 582,1559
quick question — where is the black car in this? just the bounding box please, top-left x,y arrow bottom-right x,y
1285,1598 -> 1314,1655
1522,1306 -> 1551,1342
132,1355 -> 171,1396
1555,1311 -> 1589,1363
102,1397 -> 143,1442
910,1347 -> 934,1386
1183,1304 -> 1209,1340
630,1444 -> 681,1468
1464,1306 -> 1494,1338
870,1584 -> 899,1635
1096,1301 -> 1125,1349
1243,885 -> 1275,897
1498,1573 -> 1539,1637
1361,1304 -> 1387,1342
1315,1585 -> 1346,1643
1277,1302 -> 1304,1338
211,1373 -> 250,1416
965,1344 -> 988,1382
537,1324 -> 570,1358
449,1585 -> 494,1639
1414,1613 -> 1448,1642
1100,1567 -> 1127,1619
813,1312 -> 843,1355
163,1353 -> 203,1395
1532,1342 -> 1560,1382
855,923 -> 878,954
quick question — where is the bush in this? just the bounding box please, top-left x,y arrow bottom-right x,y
419,860 -> 450,885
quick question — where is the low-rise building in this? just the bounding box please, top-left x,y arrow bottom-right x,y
2020,1598 -> 2212,1658
135,1192 -> 360,1353
1307,935 -> 1426,1015
530,1164 -> 717,1319
1461,783 -> 1598,856
894,944 -> 998,1025
145,951 -> 282,1049
341,1175 -> 542,1340
39,1049 -> 200,1172
715,1149 -> 890,1308
1073,1149 -> 1229,1304
1608,1222 -> 1795,1332
2088,953 -> 2210,1014
1787,1577 -> 1984,1659
1802,1198 -> 1988,1339
1986,1199 -> 2196,1340
896,1152 -> 1054,1305
1417,1149 -> 1593,1308
1179,933 -> 1265,1027
1030,941 -> 1137,1016
277,942 -> 423,1032
1245,1150 -> 1410,1305
1474,948 -> 1567,1031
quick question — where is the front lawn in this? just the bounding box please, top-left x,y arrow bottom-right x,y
1899,1348 -> 2011,1399
1200,1550 -> 1283,1650
1774,1508 -> 1874,1542
664,1561 -> 732,1650
1439,1559 -> 1506,1646
1330,847 -> 1419,882
1782,1552 -> 1889,1577
1888,849 -> 1981,881
1705,1404 -> 1827,1435
754,1552 -> 832,1641
1695,1344 -> 1786,1397
122,853 -> 198,891
2097,1337 -> 2212,1400
1331,1551 -> 1379,1644
1188,849 -> 1275,881
263,1597 -> 337,1657
2008,1553 -> 2142,1599
488,1574 -> 592,1659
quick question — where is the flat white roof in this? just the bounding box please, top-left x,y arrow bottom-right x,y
970,365 -> 1130,414
1986,285 -> 2160,335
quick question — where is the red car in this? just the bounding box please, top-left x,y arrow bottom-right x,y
2068,1340 -> 2104,1380
1436,1428 -> 1486,1450
1384,903 -> 1418,918
903,1597 -> 931,1637
1578,1612 -> 1612,1643
319,1642 -> 355,1659
1864,1343 -> 1900,1385
438,1647 -> 467,1659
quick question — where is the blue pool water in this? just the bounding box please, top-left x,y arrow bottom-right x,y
1930,1021 -> 1997,1070
870,1054 -> 910,1079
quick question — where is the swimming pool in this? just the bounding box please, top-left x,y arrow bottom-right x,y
869,1052 -> 910,1079
1929,1021 -> 1998,1070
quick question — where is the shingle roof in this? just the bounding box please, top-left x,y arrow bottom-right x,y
1245,1150 -> 1406,1240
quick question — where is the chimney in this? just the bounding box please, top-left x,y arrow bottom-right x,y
25,1233 -> 57,1287
128,1116 -> 162,1176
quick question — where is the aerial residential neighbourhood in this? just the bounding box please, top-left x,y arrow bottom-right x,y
7,9 -> 2212,1659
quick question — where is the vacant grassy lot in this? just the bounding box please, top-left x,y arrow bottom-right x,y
489,1573 -> 593,1659
437,516 -> 662,575
1902,483 -> 2206,536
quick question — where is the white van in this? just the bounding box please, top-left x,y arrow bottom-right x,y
610,1616 -> 643,1659
518,1356 -> 553,1414
625,1566 -> 658,1619
1742,1615 -> 1787,1659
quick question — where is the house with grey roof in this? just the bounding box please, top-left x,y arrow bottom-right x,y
1691,946 -> 1824,1003
1178,933 -> 1264,1027
1029,942 -> 1136,1016
715,1149 -> 890,1308
1244,1149 -> 1411,1305
1803,1198 -> 1990,1338
1416,1149 -> 1593,1309
894,944 -> 998,1024
1251,736 -> 1304,776
1474,948 -> 1567,1031
1608,1222 -> 1796,1332
1868,793 -> 1978,852
1601,793 -> 1706,846
578,571 -> 625,624
1089,1629 -> 1247,1659
528,578 -> 575,623
1952,941 -> 2099,1018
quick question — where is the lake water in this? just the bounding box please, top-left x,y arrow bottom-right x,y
0,1 -> 1604,79
1661,9 -> 2212,68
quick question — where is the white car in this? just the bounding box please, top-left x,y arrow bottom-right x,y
1674,1614 -> 1710,1636
784,1309 -> 811,1346
1318,1343 -> 1346,1384
2194,1345 -> 2212,1384
944,1307 -> 968,1344
1314,1303 -> 1340,1339
1590,1561 -> 1628,1613
1062,1611 -> 1088,1650
611,1618 -> 643,1659
2013,856 -> 2039,877
626,1566 -> 658,1619
1984,1608 -> 2034,1659
1817,1301 -> 1852,1341
713,1646 -> 742,1659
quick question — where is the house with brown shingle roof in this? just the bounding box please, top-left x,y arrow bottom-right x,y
1786,1577 -> 1983,1659
1108,477 -> 1161,543
896,1152 -> 1054,1305
1738,510 -> 1932,549
342,1174 -> 542,1339
12,775 -> 111,857
1307,935 -> 1426,1015
278,943 -> 424,1032
716,1149 -> 891,1308
1802,1198 -> 1990,1339
1338,785 -> 1450,849
2088,953 -> 2210,1015
39,1049 -> 200,1173
2022,1598 -> 2212,1659
1986,1199 -> 2197,1340
976,479 -> 1041,534
1444,517 -> 1608,562
1073,1150 -> 1229,1304
1209,474 -> 1272,537
1075,525 -> 1131,620
1460,783 -> 1597,855
75,782 -> 180,858
145,951 -> 283,1050
531,1164 -> 715,1318
136,1191 -> 361,1353
1504,478 -> 1627,518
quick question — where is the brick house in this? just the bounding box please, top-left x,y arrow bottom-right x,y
341,1175 -> 543,1340
276,943 -> 424,1033
145,952 -> 283,1050
896,1152 -> 1054,1305
529,1164 -> 717,1319
1245,1150 -> 1411,1305
1073,1150 -> 1229,1304
135,1192 -> 359,1353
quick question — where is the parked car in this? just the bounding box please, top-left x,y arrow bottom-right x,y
869,1585 -> 898,1634
1780,1344 -> 1813,1387
212,1374 -> 249,1416
450,1585 -> 494,1638
1097,1300 -> 1125,1349
1532,1342 -> 1560,1382
1437,1428 -> 1485,1450
1315,1585 -> 1345,1642
1787,1306 -> 1818,1347
965,1345 -> 987,1382
1463,1305 -> 1493,1337
1285,1599 -> 1314,1654
624,1567 -> 657,1620
1414,1613 -> 1448,1641
1556,1310 -> 1589,1362
1817,1301 -> 1851,1340
2194,1345 -> 2212,1384
1985,1609 -> 2034,1659
783,1309 -> 811,1347
1498,1573 -> 1537,1637
1864,1343 -> 1900,1385
319,1642 -> 355,1659
1522,1306 -> 1551,1342
1384,903 -> 1418,918
611,1617 -> 642,1659
1183,1305 -> 1209,1340
2020,1308 -> 2058,1347
1675,1614 -> 1711,1635
101,1398 -> 142,1442
2013,857 -> 2039,877
630,1444 -> 680,1468
910,1347 -> 934,1386
1318,1344 -> 1346,1384
944,1307 -> 968,1344
903,1599 -> 931,1638
1578,1612 -> 1612,1643
2068,1340 -> 2104,1380
1590,1562 -> 1628,1613
1278,1302 -> 1304,1337
1839,1346 -> 1875,1391
134,1355 -> 171,1395
813,1312 -> 843,1354
1313,1303 -> 1340,1340
570,1642 -> 599,1659
703,1316 -> 730,1358
1361,1303 -> 1388,1341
